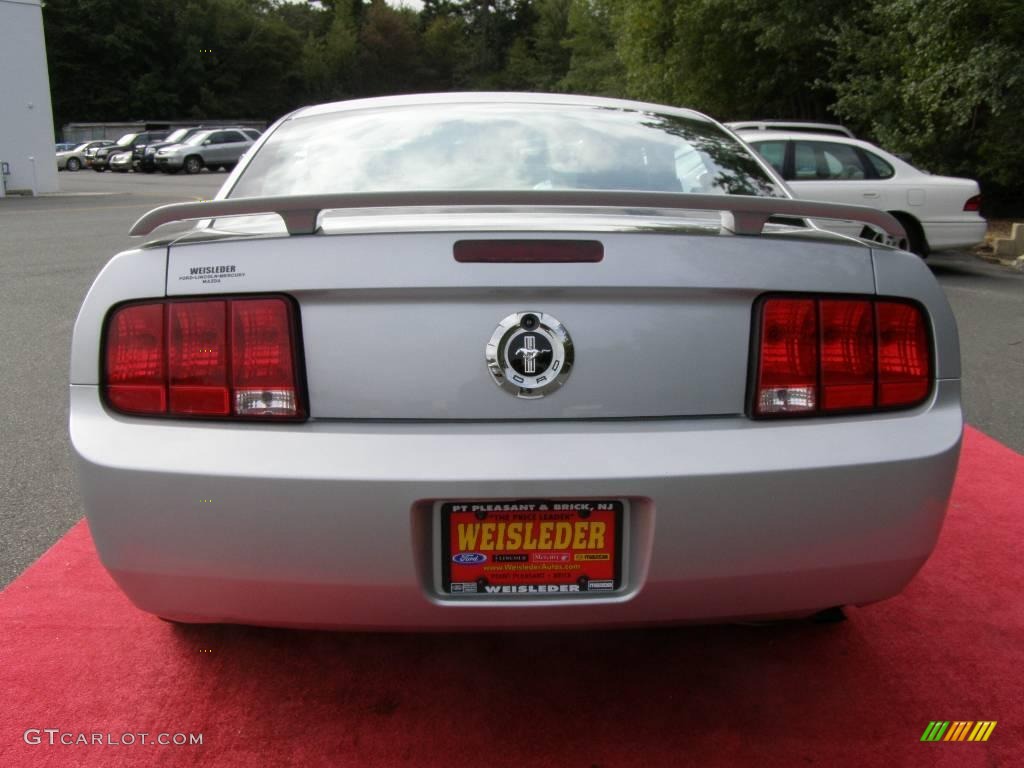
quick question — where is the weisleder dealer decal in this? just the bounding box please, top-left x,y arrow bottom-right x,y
177,264 -> 246,285
442,500 -> 622,595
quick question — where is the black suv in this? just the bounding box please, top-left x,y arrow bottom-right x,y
134,126 -> 205,173
92,130 -> 169,172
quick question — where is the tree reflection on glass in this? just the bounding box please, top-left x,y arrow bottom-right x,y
231,102 -> 787,200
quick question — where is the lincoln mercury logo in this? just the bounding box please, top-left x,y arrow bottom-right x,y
486,312 -> 573,399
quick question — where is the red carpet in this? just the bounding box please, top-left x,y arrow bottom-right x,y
1,426 -> 1021,767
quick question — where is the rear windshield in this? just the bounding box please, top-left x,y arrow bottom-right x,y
230,103 -> 784,199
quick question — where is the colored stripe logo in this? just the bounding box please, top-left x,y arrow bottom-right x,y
921,721 -> 996,742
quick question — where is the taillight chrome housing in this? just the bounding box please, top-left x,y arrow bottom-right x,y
102,295 -> 306,420
751,294 -> 932,418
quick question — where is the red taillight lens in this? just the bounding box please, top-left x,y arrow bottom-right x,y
103,296 -> 304,420
754,296 -> 931,417
756,298 -> 818,414
169,300 -> 229,415
231,299 -> 300,416
876,301 -> 930,407
963,195 -> 981,212
105,303 -> 166,414
820,299 -> 875,410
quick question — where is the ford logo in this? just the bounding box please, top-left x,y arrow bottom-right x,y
452,552 -> 487,565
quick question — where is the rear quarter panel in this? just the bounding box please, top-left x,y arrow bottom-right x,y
70,248 -> 168,385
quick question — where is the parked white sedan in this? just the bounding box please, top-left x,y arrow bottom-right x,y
737,130 -> 986,256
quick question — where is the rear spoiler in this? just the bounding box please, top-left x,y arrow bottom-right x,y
129,190 -> 906,241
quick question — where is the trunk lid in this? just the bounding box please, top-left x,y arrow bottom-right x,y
165,217 -> 873,420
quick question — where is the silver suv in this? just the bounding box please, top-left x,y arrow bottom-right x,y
154,128 -> 261,174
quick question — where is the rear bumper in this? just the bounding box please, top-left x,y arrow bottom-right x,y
921,219 -> 987,251
70,381 -> 962,630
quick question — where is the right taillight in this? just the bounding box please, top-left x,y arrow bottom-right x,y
103,295 -> 305,420
753,296 -> 931,417
963,194 -> 981,212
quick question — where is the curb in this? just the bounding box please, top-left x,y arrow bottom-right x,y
973,249 -> 1024,270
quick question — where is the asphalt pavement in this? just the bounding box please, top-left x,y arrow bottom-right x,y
1,171 -> 1022,588
1,171 -> 223,589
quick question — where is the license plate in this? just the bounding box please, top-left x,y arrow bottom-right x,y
441,500 -> 623,595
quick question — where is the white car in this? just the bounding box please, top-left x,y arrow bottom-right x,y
736,130 -> 986,256
726,121 -> 855,139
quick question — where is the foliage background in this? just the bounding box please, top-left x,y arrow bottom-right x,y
42,0 -> 1023,213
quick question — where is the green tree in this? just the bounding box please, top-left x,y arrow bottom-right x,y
300,3 -> 359,102
501,0 -> 572,90
43,0 -> 179,124
615,0 -> 851,119
829,0 -> 1024,209
422,13 -> 472,88
355,1 -> 428,95
559,0 -> 624,96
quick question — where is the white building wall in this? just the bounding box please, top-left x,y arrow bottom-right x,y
0,0 -> 58,195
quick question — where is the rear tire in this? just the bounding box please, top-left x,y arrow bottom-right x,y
184,155 -> 203,175
66,157 -> 81,172
891,212 -> 929,258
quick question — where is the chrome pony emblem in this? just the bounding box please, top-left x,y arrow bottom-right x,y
486,312 -> 573,399
513,334 -> 550,374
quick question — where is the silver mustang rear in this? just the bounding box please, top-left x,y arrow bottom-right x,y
69,94 -> 961,629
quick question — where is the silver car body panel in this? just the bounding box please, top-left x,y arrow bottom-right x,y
70,380 -> 961,629
69,93 -> 963,629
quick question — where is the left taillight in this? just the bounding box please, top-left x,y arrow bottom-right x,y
963,195 -> 981,212
752,295 -> 931,418
103,296 -> 305,420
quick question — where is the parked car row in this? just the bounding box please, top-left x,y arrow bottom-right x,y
56,126 -> 262,175
727,121 -> 987,256
55,140 -> 115,171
